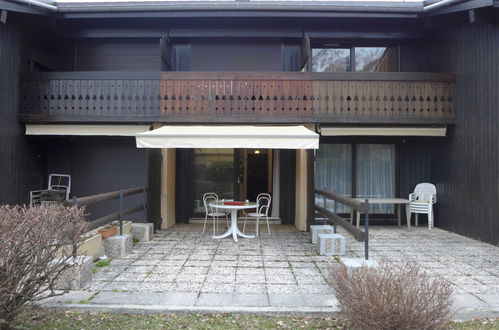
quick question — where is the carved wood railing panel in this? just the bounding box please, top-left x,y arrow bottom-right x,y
20,72 -> 454,122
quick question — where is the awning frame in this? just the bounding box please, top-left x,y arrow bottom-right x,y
319,126 -> 447,137
135,125 -> 319,149
26,124 -> 151,136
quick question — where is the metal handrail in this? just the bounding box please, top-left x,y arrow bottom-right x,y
315,189 -> 368,212
66,186 -> 147,233
315,189 -> 370,260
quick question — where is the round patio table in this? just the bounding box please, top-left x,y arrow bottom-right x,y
209,202 -> 257,242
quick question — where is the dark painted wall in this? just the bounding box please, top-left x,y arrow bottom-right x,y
427,11 -> 499,245
190,39 -> 282,71
74,38 -> 160,71
0,20 -> 44,205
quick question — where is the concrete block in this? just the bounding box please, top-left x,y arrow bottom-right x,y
103,234 -> 132,258
310,225 -> 334,245
53,256 -> 93,290
317,233 -> 345,256
131,223 -> 154,242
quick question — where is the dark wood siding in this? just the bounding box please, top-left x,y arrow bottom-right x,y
427,13 -> 499,245
190,40 -> 282,71
399,141 -> 433,203
0,21 -> 44,205
74,39 -> 160,71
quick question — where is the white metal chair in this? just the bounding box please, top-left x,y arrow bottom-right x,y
241,193 -> 270,222
48,173 -> 72,200
243,195 -> 271,237
30,173 -> 72,207
202,192 -> 229,235
408,183 -> 437,229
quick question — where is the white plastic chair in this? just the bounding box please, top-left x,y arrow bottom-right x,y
243,195 -> 271,237
408,183 -> 437,229
202,192 -> 229,235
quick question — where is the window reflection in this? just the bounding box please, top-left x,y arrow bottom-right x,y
311,48 -> 350,72
355,47 -> 398,72
311,46 -> 399,72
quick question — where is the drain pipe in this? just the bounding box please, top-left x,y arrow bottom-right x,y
7,0 -> 57,11
423,0 -> 468,12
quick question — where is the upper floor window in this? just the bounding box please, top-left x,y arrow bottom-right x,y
312,48 -> 351,72
311,46 -> 399,72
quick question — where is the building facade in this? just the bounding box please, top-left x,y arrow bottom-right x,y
0,0 -> 497,245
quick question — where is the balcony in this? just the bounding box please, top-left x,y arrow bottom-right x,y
19,71 -> 455,124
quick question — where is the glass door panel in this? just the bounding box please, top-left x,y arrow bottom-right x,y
356,144 -> 395,213
315,144 -> 352,213
311,48 -> 351,72
193,148 -> 235,214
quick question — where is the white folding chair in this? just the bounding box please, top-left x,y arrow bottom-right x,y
202,192 -> 229,235
243,195 -> 271,237
408,183 -> 437,230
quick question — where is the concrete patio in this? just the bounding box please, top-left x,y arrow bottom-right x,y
42,224 -> 499,319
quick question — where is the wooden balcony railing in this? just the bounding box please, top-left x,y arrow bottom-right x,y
19,71 -> 455,124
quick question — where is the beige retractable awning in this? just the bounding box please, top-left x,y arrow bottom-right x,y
26,125 -> 151,136
320,127 -> 446,137
135,125 -> 319,149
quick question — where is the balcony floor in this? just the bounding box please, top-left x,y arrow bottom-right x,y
42,224 -> 499,318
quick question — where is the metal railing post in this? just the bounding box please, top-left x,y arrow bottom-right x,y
323,195 -> 327,225
119,190 -> 124,236
364,199 -> 369,260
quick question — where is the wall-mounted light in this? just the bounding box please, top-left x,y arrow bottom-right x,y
254,150 -> 261,154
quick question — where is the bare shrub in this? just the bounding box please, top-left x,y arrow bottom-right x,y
330,259 -> 454,330
0,205 -> 87,328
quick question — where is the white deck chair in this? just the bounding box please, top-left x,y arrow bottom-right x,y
202,192 -> 229,235
408,183 -> 437,229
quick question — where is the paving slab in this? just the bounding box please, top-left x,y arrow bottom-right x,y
233,294 -> 269,307
42,291 -> 96,305
268,293 -> 306,307
196,293 -> 234,306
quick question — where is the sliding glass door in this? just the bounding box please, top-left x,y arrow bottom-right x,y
315,143 -> 396,214
192,148 -> 272,216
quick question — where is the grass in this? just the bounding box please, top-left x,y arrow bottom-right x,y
132,237 -> 140,245
92,259 -> 112,273
11,309 -> 499,330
